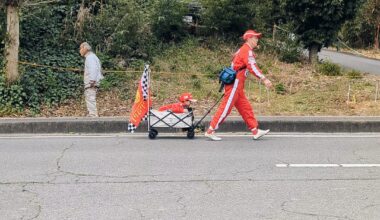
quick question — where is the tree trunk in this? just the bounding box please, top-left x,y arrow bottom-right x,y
375,24 -> 380,50
5,4 -> 20,84
308,44 -> 319,64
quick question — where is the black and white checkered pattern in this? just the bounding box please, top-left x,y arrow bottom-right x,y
128,113 -> 148,133
128,123 -> 137,133
128,65 -> 151,133
142,113 -> 148,121
141,65 -> 150,101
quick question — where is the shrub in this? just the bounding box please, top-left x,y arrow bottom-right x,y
346,70 -> 362,79
101,72 -> 131,91
275,83 -> 286,95
275,34 -> 302,63
318,61 -> 342,76
191,75 -> 202,89
0,74 -> 26,115
278,44 -> 301,63
261,31 -> 302,64
19,68 -> 82,111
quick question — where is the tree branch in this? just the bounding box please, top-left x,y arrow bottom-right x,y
23,0 -> 61,7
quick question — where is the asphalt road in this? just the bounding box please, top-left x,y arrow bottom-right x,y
1,133 -> 380,220
319,49 -> 380,75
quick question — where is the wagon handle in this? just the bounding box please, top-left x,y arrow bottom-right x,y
193,94 -> 224,129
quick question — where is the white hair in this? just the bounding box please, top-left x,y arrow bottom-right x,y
80,42 -> 92,51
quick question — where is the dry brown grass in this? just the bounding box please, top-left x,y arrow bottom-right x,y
15,42 -> 380,117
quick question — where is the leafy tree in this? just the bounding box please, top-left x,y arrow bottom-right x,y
362,0 -> 380,49
1,1 -> 85,112
200,0 -> 254,37
281,0 -> 362,63
341,0 -> 380,49
150,0 -> 189,42
70,0 -> 157,61
341,13 -> 373,48
253,0 -> 286,34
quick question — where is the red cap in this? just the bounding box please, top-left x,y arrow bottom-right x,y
179,93 -> 197,103
242,29 -> 262,41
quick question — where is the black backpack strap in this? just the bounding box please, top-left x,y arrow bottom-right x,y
218,82 -> 225,93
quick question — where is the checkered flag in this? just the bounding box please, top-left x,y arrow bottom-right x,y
128,64 -> 151,133
128,113 -> 148,133
142,113 -> 149,121
141,64 -> 150,101
128,123 -> 137,133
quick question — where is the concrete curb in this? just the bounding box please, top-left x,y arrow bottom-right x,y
1,116 -> 380,134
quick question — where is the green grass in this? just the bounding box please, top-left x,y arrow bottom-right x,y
8,38 -> 380,117
106,39 -> 380,116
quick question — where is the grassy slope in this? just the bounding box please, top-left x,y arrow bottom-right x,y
17,39 -> 380,117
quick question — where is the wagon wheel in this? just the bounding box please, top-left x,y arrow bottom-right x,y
187,128 -> 195,139
149,128 -> 158,139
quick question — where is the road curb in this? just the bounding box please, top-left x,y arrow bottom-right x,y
1,116 -> 380,134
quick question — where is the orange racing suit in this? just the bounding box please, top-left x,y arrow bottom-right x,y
158,102 -> 188,113
209,43 -> 266,131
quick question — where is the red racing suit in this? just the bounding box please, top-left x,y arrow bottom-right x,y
158,102 -> 188,113
209,43 -> 266,131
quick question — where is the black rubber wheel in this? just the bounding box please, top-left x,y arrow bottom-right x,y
148,129 -> 158,139
187,128 -> 195,139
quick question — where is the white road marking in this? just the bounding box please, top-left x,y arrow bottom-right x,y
340,164 -> 380,167
277,164 -> 380,168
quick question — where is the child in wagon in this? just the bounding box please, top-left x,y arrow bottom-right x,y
158,92 -> 197,113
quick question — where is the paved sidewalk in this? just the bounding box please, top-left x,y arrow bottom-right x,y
1,116 -> 380,134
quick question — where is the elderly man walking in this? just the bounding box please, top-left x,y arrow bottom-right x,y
79,42 -> 104,117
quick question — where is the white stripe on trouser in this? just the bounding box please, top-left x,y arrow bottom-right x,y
85,88 -> 98,117
215,79 -> 239,129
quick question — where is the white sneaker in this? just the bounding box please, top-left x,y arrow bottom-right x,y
205,131 -> 222,141
253,129 -> 270,140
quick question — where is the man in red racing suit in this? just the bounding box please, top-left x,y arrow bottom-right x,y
205,30 -> 273,141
